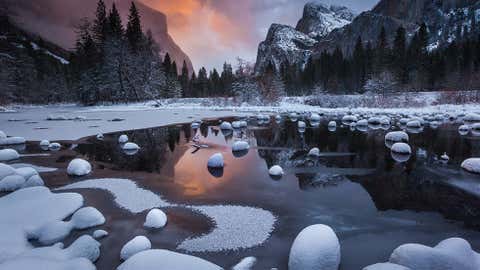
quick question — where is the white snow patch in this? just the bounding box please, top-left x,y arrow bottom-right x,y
288,224 -> 341,270
67,159 -> 92,176
0,149 -> 20,161
120,236 -> 151,260
0,137 -> 26,145
117,249 -> 222,270
461,158 -> 480,174
232,256 -> 257,270
144,208 -> 167,229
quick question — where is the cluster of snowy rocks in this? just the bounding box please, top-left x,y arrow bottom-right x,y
0,163 -> 44,191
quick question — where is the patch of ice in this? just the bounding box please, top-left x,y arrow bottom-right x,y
0,149 -> 19,161
56,178 -> 170,213
144,209 -> 167,229
117,249 -> 222,270
207,153 -> 224,168
67,159 -> 92,176
288,224 -> 340,270
178,205 -> 276,252
120,236 -> 151,260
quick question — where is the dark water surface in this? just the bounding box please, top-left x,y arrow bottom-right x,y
8,116 -> 480,269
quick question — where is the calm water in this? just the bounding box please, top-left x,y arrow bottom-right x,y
9,115 -> 480,269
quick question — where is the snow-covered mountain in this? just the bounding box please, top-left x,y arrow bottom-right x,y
296,2 -> 355,39
255,1 -> 355,74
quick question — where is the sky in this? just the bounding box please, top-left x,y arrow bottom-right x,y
140,0 -> 379,72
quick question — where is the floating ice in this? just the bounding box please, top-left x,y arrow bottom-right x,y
288,224 -> 341,270
178,205 -> 276,252
56,178 -> 170,213
118,134 -> 129,144
144,208 -> 167,229
0,149 -> 19,161
117,249 -> 222,270
207,153 -> 224,168
67,158 -> 92,176
461,158 -> 480,174
121,236 -> 151,260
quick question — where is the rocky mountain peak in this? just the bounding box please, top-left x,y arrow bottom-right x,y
296,1 -> 355,39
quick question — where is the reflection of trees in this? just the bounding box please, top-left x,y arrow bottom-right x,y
76,125 -> 187,173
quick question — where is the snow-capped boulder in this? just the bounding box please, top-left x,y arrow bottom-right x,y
71,207 -> 105,230
22,174 -> 44,188
117,249 -> 222,270
40,139 -> 50,149
464,113 -> 480,125
191,122 -> 200,129
310,113 -> 321,123
440,153 -> 450,163
288,224 -> 340,270
96,133 -> 104,140
406,120 -> 422,128
308,147 -> 320,157
0,136 -> 26,145
233,256 -> 257,270
391,143 -> 412,155
207,153 -> 224,168
220,121 -> 233,130
298,121 -> 307,133
120,236 -> 152,260
275,115 -> 282,123
67,158 -> 92,176
0,149 -> 19,162
342,115 -> 357,125
0,163 -> 44,191
144,208 -> 167,229
357,119 -> 368,127
471,123 -> 480,136
0,163 -> 16,179
93,230 -> 108,239
459,125 -> 471,135
122,142 -> 140,151
49,142 -> 61,151
269,165 -> 284,177
363,263 -> 412,270
328,121 -> 337,131
0,174 -> 26,191
232,141 -> 250,152
461,158 -> 480,174
118,134 -> 129,144
385,131 -> 409,148
388,237 -> 480,270
290,112 -> 299,122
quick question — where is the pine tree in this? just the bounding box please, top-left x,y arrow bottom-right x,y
392,26 -> 408,84
352,36 -> 366,91
108,3 -> 123,38
126,2 -> 143,51
162,53 -> 172,73
179,61 -> 189,97
92,0 -> 108,45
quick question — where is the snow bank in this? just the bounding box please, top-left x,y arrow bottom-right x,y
232,257 -> 257,270
117,249 -> 222,270
288,224 -> 341,270
56,178 -> 170,213
207,153 -> 224,168
0,163 -> 44,191
144,208 -> 167,229
232,141 -> 250,152
0,136 -> 26,145
461,158 -> 480,174
67,159 -> 92,176
269,165 -> 284,177
178,205 -> 276,252
0,149 -> 19,161
0,187 -> 83,262
121,236 -> 151,260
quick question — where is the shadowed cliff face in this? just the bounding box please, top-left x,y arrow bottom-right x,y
8,0 -> 193,72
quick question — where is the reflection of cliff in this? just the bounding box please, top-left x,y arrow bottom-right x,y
357,166 -> 480,229
76,125 -> 189,175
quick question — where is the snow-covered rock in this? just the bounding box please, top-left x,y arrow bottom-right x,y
328,121 -> 337,128
290,112 -> 299,122
122,142 -> 140,151
0,174 -> 26,191
458,125 -> 471,135
0,136 -> 26,145
232,256 -> 257,270
207,153 -> 224,168
191,122 -> 200,129
471,123 -> 480,136
71,207 -> 105,229
93,230 -> 108,239
308,147 -> 320,157
49,142 -> 61,151
385,131 -> 409,148
232,141 -> 250,152
0,164 -> 44,191
40,139 -> 50,148
440,153 -> 450,163
406,120 -> 422,129
144,208 -> 167,229
117,249 -> 222,270
288,224 -> 340,270
342,115 -> 358,125
461,158 -> 480,174
118,134 -> 129,144
120,236 -> 152,260
220,121 -> 233,130
391,143 -> 412,155
0,149 -> 19,161
363,263 -> 412,270
298,121 -> 307,133
464,113 -> 480,125
269,165 -> 284,177
96,133 -> 104,140
387,237 -> 480,270
67,158 -> 92,176
310,113 -> 321,122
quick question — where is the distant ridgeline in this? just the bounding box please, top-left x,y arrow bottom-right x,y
255,0 -> 480,95
0,0 -> 236,105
